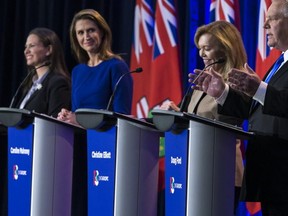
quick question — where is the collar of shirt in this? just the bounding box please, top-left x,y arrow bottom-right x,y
253,51 -> 288,105
282,50 -> 288,66
32,70 -> 49,86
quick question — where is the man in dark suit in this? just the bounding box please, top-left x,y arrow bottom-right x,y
189,0 -> 288,215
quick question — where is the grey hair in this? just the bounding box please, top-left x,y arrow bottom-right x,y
284,1 -> 288,17
279,0 -> 288,17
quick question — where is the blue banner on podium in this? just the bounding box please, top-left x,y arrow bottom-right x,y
87,126 -> 117,215
165,130 -> 188,216
8,125 -> 33,216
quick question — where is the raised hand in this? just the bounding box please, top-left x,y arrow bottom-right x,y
228,63 -> 261,97
189,67 -> 226,98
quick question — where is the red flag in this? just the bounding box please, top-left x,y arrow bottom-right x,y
130,0 -> 155,118
255,0 -> 281,79
209,0 -> 241,30
149,0 -> 182,112
130,0 -> 182,118
130,0 -> 182,195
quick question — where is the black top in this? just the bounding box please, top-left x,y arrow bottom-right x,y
11,72 -> 71,117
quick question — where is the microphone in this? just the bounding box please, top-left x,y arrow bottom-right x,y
179,58 -> 225,112
192,58 -> 225,84
106,67 -> 143,111
9,62 -> 51,108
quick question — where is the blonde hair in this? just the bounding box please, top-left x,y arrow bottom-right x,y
194,21 -> 247,80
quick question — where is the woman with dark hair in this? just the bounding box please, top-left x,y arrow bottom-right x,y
58,9 -> 133,125
10,27 -> 71,117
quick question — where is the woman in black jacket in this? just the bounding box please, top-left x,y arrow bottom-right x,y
10,27 -> 71,117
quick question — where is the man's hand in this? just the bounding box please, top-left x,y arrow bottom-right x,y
228,63 -> 261,97
189,67 -> 226,98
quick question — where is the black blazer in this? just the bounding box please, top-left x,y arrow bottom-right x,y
218,60 -> 288,202
11,72 -> 71,117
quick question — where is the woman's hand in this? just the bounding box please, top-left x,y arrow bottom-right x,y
189,68 -> 226,98
160,101 -> 180,112
57,108 -> 79,125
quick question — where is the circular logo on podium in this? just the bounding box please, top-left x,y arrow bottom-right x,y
93,170 -> 100,186
13,165 -> 19,180
170,177 -> 175,194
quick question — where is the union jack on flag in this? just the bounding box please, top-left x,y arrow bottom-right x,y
153,0 -> 178,59
148,0 -> 182,110
132,0 -> 154,64
130,0 -> 155,118
130,0 -> 182,118
209,0 -> 240,30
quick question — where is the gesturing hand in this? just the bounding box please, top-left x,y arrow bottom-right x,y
228,63 -> 261,97
189,67 -> 226,98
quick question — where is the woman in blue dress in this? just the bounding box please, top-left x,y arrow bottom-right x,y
57,9 -> 133,216
58,9 -> 133,125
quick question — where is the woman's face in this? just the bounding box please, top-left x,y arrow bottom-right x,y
75,19 -> 103,54
197,33 -> 225,71
24,34 -> 51,68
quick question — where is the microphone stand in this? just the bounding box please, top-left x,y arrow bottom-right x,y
9,62 -> 51,108
106,67 -> 143,111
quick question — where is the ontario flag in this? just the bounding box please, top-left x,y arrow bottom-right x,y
255,0 -> 281,79
209,0 -> 241,30
130,0 -> 182,118
130,0 -> 155,118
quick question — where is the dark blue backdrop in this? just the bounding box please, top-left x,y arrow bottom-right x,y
0,0 -> 262,107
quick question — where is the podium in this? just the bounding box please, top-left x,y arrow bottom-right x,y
0,108 -> 84,216
152,109 -> 253,216
75,109 -> 161,216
